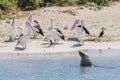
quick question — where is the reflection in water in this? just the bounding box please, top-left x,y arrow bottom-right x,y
98,49 -> 102,54
0,51 -> 120,80
80,67 -> 92,74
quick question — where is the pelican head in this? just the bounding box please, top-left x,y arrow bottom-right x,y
11,15 -> 16,27
71,19 -> 80,30
28,12 -> 32,23
50,17 -> 54,29
102,27 -> 105,30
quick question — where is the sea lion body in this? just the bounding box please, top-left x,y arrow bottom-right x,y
79,51 -> 93,66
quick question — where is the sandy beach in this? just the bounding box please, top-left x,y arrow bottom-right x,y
0,2 -> 120,55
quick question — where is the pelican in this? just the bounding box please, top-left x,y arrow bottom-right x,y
49,18 -> 65,44
98,27 -> 105,38
71,19 -> 91,36
71,19 -> 84,45
17,21 -> 32,49
27,12 -> 44,38
9,15 -> 19,41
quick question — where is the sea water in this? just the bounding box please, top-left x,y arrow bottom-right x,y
0,49 -> 120,80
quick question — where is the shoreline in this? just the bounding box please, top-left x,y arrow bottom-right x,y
0,40 -> 120,59
0,40 -> 120,53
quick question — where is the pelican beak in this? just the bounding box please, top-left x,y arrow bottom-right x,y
71,19 -> 80,30
71,21 -> 76,30
71,25 -> 75,30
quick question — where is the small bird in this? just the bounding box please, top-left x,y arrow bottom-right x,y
49,18 -> 65,44
17,21 -> 32,49
98,27 -> 105,38
9,15 -> 19,41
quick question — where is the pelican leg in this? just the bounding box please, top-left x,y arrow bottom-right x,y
9,37 -> 13,42
33,33 -> 37,39
56,39 -> 58,44
78,30 -> 79,37
78,31 -> 84,46
24,43 -> 26,49
79,37 -> 84,46
22,44 -> 24,49
54,39 -> 56,44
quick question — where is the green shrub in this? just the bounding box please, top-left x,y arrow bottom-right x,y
43,0 -> 78,6
0,11 -> 5,19
0,0 -> 18,11
86,2 -> 97,6
67,0 -> 78,6
18,0 -> 43,10
78,0 -> 110,6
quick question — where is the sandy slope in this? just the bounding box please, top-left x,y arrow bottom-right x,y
0,2 -> 120,55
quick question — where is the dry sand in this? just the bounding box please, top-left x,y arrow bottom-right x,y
0,2 -> 120,56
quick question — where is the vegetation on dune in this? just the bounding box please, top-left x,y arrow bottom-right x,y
0,0 -> 119,19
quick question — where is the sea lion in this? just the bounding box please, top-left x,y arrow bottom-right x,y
79,51 -> 93,66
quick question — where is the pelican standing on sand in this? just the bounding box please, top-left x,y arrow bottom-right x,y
71,19 -> 90,45
17,21 -> 32,49
9,15 -> 19,41
71,19 -> 84,45
49,18 -> 65,44
27,12 -> 44,38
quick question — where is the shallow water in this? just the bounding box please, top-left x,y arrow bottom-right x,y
0,49 -> 120,80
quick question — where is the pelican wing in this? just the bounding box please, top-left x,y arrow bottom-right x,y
55,28 -> 63,35
31,26 -> 39,32
83,26 -> 90,35
54,28 -> 65,40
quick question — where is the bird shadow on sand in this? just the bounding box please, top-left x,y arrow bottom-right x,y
67,37 -> 79,41
14,47 -> 25,51
30,37 -> 43,40
41,43 -> 63,46
84,38 -> 96,42
71,43 -> 82,48
4,39 -> 15,42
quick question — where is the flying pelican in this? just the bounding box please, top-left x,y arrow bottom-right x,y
9,15 -> 19,41
17,21 -> 32,49
49,18 -> 65,44
71,19 -> 91,36
27,12 -> 44,38
98,27 -> 105,38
